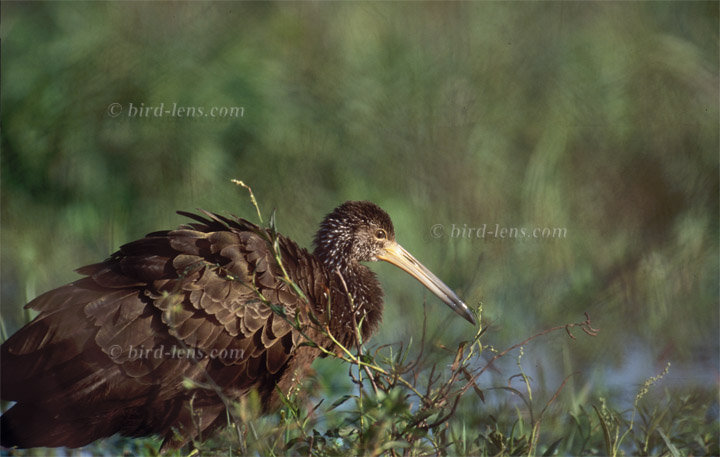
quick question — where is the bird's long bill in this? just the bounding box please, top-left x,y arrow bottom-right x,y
377,242 -> 476,325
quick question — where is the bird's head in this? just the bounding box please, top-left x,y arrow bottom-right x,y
313,201 -> 476,325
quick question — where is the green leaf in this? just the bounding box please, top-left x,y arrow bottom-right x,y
268,209 -> 278,234
328,394 -> 356,411
592,404 -> 614,457
307,310 -> 322,326
379,440 -> 411,452
411,407 -> 439,424
657,428 -> 681,457
542,438 -> 563,456
359,353 -> 374,364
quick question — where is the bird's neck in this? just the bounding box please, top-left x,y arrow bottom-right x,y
328,261 -> 384,342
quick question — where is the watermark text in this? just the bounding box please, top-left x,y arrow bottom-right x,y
108,344 -> 246,362
431,223 -> 567,240
107,102 -> 244,119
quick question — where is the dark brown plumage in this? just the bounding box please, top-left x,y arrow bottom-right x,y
1,201 -> 474,451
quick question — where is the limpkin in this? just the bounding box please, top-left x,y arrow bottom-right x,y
1,201 -> 475,450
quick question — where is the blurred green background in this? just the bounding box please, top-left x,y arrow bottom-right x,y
2,0 -> 717,436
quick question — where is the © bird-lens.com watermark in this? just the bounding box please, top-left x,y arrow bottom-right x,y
431,223 -> 567,240
107,344 -> 246,362
107,102 -> 244,119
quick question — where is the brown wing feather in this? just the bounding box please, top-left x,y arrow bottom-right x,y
1,211 -> 327,451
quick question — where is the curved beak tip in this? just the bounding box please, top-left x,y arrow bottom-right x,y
448,299 -> 477,326
461,306 -> 478,326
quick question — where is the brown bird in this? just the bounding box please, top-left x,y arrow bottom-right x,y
1,201 -> 475,451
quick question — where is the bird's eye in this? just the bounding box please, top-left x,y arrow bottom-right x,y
375,229 -> 387,240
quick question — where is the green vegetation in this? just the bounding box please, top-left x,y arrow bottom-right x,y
2,2 -> 717,456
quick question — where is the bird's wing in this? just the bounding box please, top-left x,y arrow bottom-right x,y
1,211 -> 317,448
